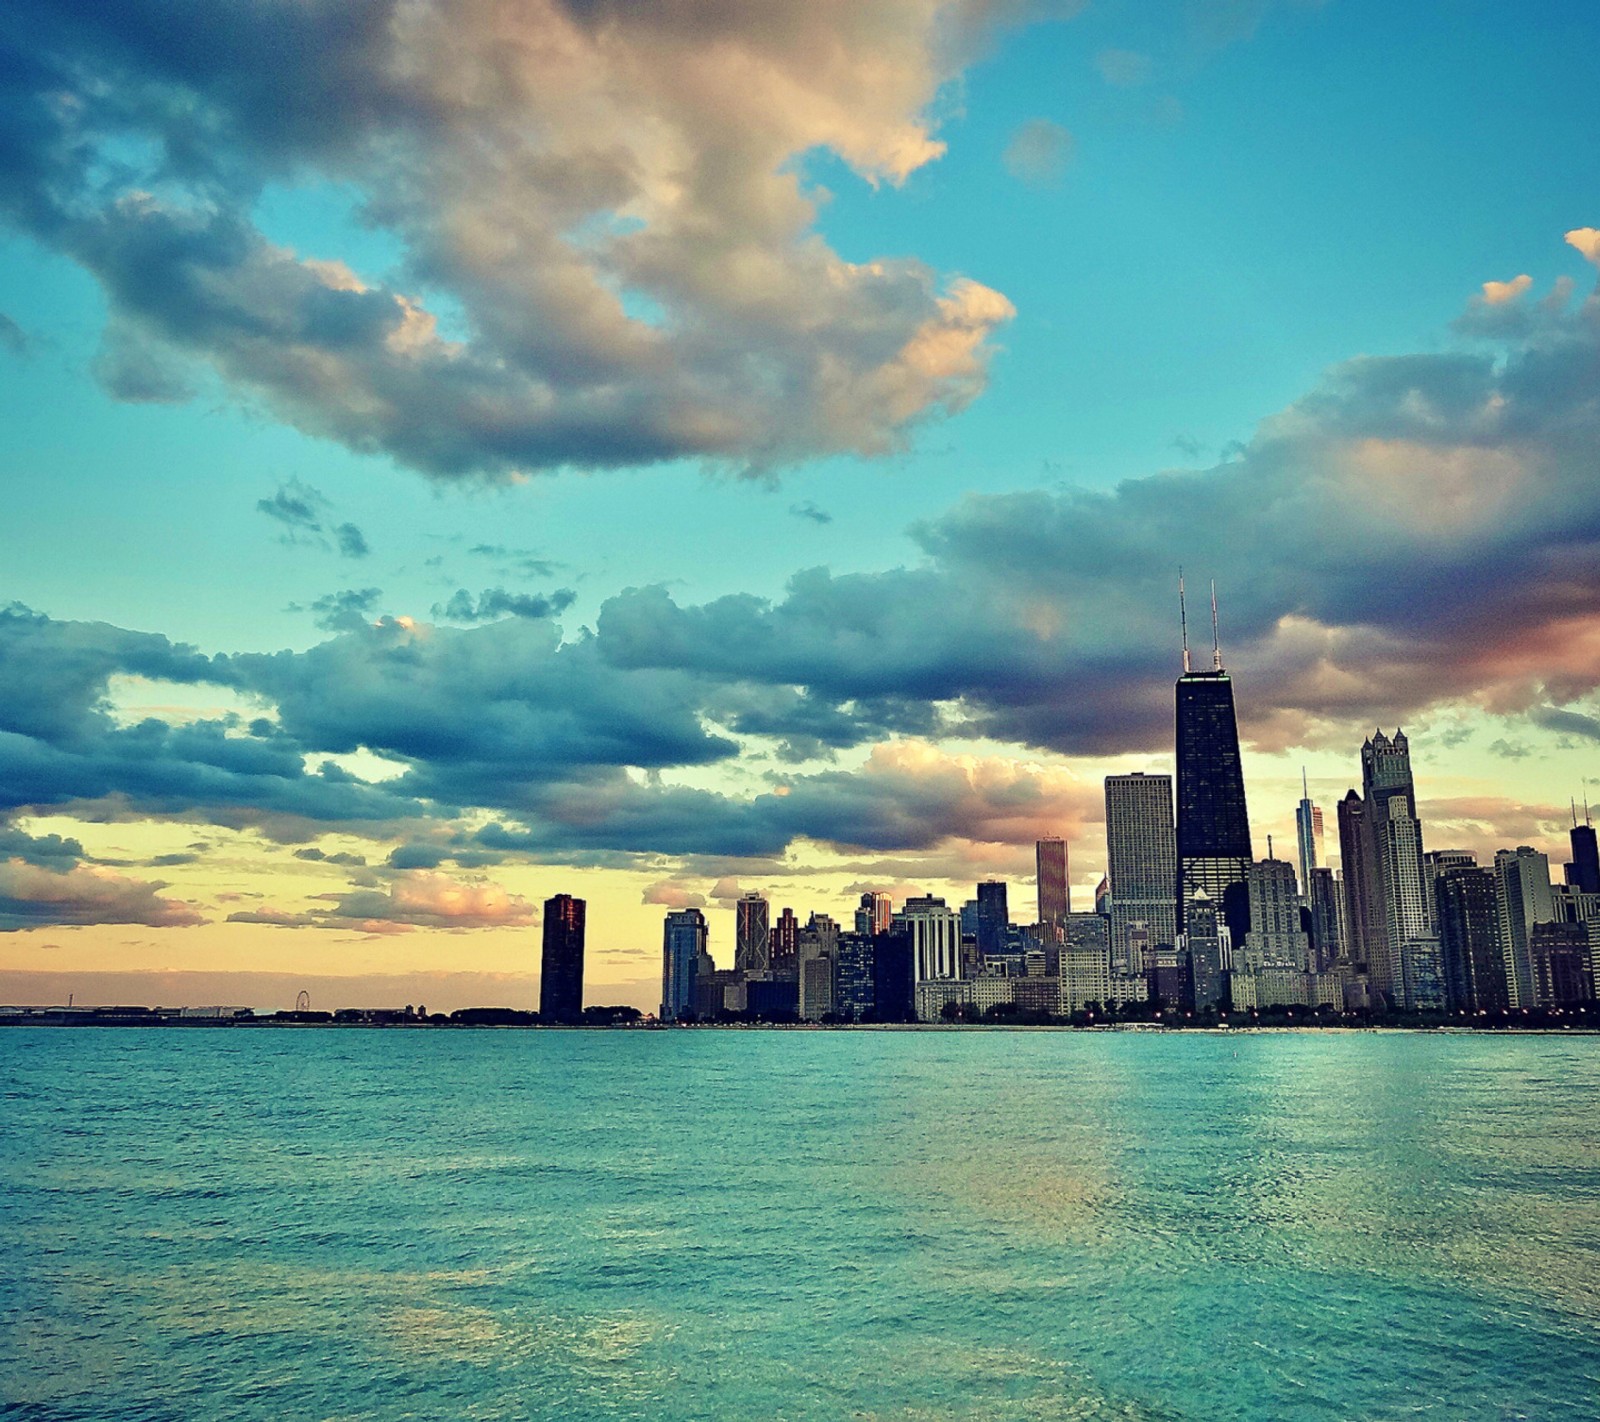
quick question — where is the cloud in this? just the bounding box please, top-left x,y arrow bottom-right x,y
0,824 -> 85,867
0,1 -> 1040,479
0,313 -> 28,355
641,881 -> 707,910
1095,48 -> 1152,86
0,859 -> 204,931
432,588 -> 578,624
258,483 -> 369,559
1480,274 -> 1533,306
301,588 -> 384,633
228,869 -> 534,933
1,234 -> 1596,868
258,480 -> 331,539
1003,119 -> 1074,187
91,321 -> 196,403
1530,704 -> 1600,742
790,502 -> 834,525
1565,227 -> 1600,267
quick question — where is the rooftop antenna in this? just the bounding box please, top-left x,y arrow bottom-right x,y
1210,580 -> 1223,670
1179,568 -> 1191,674
1268,833 -> 1275,860
1576,799 -> 1582,829
1302,766 -> 1310,801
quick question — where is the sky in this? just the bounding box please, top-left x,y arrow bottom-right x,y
2,0 -> 1598,1013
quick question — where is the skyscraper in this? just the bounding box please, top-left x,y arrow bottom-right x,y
1241,857 -> 1307,969
1337,790 -> 1382,973
1295,769 -> 1324,897
897,895 -> 962,982
539,893 -> 586,1024
1035,838 -> 1069,941
854,891 -> 893,936
1495,847 -> 1555,1009
1352,729 -> 1441,1008
734,892 -> 770,974
975,880 -> 1009,956
660,907 -> 708,1021
1175,583 -> 1253,942
1570,808 -> 1600,894
1434,866 -> 1508,1015
1306,865 -> 1345,971
1183,888 -> 1226,1012
769,906 -> 799,970
1104,771 -> 1177,975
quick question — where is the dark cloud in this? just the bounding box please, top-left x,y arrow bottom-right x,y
432,588 -> 578,624
1530,704 -> 1600,743
0,0 -> 1028,480
257,480 -> 329,538
335,523 -> 370,559
790,501 -> 833,525
301,587 -> 383,633
293,847 -> 368,866
0,824 -> 84,867
0,312 -> 29,355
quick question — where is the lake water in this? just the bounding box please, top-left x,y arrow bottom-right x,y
3,1028 -> 1598,1420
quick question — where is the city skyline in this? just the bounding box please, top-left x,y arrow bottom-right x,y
2,1 -> 1599,1013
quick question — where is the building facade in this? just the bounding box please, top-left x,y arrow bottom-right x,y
539,893 -> 586,1023
1105,772 -> 1178,976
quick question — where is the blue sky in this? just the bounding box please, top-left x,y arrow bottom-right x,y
1,0 -> 1597,1008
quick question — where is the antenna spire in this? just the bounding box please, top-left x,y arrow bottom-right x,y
1210,580 -> 1222,670
1302,766 -> 1309,800
1179,569 -> 1191,674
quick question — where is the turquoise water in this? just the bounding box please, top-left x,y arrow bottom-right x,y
3,1029 -> 1599,1420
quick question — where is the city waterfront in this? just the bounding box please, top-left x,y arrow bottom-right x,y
4,1029 -> 1598,1420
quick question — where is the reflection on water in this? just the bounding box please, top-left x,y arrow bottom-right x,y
3,1029 -> 1599,1419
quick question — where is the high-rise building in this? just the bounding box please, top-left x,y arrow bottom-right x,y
1295,770 -> 1324,898
1035,838 -> 1069,941
1307,866 -> 1345,971
1337,790 -> 1381,973
539,893 -> 586,1024
1355,729 -> 1440,1008
872,928 -> 915,1021
1242,857 -> 1308,969
1570,811 -> 1600,895
1434,867 -> 1508,1015
1105,772 -> 1178,976
1175,588 -> 1253,942
1495,847 -> 1555,1009
769,906 -> 799,970
1530,922 -> 1593,1006
835,933 -> 876,1021
854,891 -> 893,937
734,892 -> 770,974
660,907 -> 707,1021
1182,888 -> 1227,1011
975,881 -> 1009,956
897,896 -> 962,982
796,913 -> 839,1022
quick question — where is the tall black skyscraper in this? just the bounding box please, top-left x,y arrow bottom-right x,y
1175,581 -> 1253,943
1571,810 -> 1600,894
539,893 -> 586,1023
